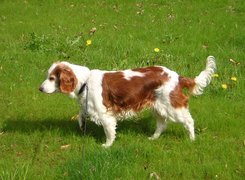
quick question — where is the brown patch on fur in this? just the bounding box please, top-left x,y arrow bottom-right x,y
132,66 -> 165,73
170,76 -> 196,108
50,64 -> 78,94
178,76 -> 196,93
102,66 -> 169,114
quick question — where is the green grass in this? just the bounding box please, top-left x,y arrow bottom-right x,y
0,0 -> 244,179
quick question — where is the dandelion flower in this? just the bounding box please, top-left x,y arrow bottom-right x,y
212,74 -> 219,78
221,84 -> 228,89
86,39 -> 92,46
230,76 -> 237,81
154,48 -> 160,52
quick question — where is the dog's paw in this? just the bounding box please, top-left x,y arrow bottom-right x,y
102,143 -> 112,148
148,137 -> 155,141
190,136 -> 195,141
148,136 -> 159,141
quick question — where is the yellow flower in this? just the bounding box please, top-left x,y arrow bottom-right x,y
221,84 -> 228,89
230,76 -> 237,81
154,48 -> 160,52
212,74 -> 219,78
86,39 -> 92,46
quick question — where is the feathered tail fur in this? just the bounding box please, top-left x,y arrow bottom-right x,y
179,56 -> 216,96
191,56 -> 216,95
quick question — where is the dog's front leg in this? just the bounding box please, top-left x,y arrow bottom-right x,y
101,117 -> 117,148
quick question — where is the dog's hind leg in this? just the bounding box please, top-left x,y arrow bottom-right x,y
171,108 -> 195,141
149,116 -> 167,140
149,108 -> 168,140
182,111 -> 195,141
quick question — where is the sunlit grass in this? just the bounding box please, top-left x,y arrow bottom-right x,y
0,0 -> 244,179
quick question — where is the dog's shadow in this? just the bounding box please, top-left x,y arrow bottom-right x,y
2,116 -> 154,143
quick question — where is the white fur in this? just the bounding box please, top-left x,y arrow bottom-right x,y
40,79 -> 57,93
123,70 -> 145,80
40,56 -> 216,147
193,56 -> 216,95
40,63 -> 59,93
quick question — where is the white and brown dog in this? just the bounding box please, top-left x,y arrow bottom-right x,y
39,56 -> 216,147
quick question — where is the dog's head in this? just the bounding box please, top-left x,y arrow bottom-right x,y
39,62 -> 78,94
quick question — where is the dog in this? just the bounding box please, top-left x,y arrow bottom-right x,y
39,56 -> 216,147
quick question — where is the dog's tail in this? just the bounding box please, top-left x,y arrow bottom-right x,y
180,56 -> 216,96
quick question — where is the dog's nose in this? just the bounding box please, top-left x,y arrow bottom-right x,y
39,86 -> 44,92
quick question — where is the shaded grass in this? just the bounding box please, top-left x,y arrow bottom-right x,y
0,0 -> 244,179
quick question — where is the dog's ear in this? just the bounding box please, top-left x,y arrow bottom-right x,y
59,67 -> 77,94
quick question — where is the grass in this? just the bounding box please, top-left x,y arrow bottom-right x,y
0,0 -> 244,179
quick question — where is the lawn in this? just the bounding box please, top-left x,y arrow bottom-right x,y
0,0 -> 244,179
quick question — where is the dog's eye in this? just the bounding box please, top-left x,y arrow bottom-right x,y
49,77 -> 55,81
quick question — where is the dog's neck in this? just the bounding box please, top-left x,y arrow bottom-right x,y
69,82 -> 87,98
